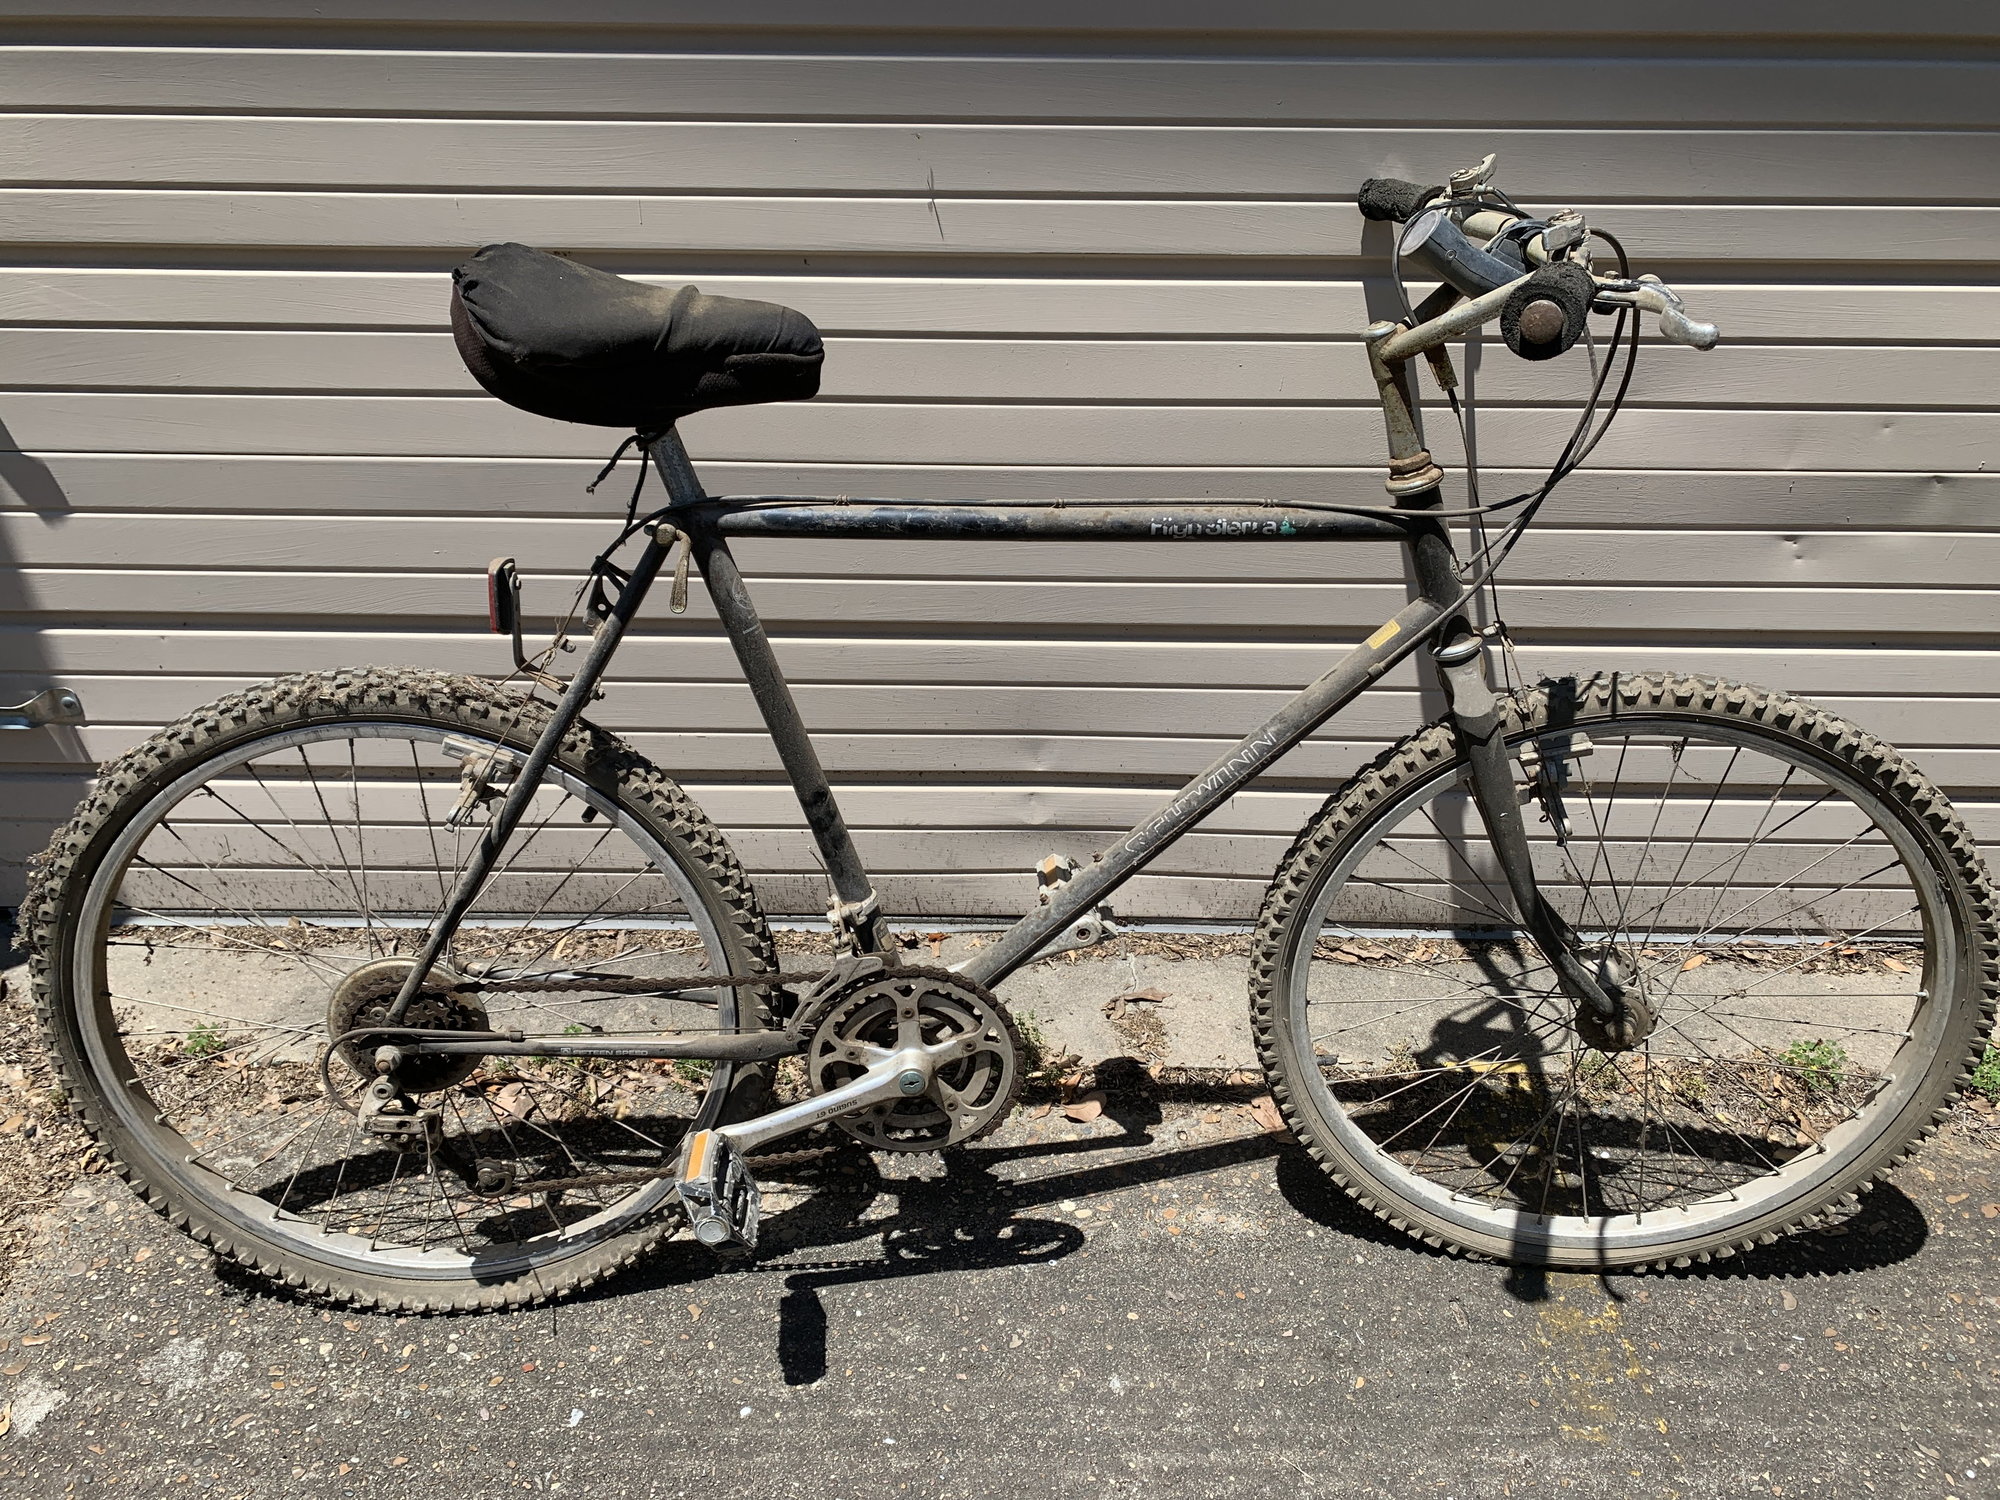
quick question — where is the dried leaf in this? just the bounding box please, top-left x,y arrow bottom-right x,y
1103,987 -> 1168,1020
1246,1095 -> 1287,1134
1062,1090 -> 1106,1123
1946,1193 -> 1969,1204
1680,954 -> 1710,973
1983,1203 -> 2000,1219
1881,956 -> 1912,974
1780,1289 -> 1797,1310
489,1083 -> 533,1122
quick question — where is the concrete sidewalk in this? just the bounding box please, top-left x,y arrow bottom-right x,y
1,938 -> 1997,1499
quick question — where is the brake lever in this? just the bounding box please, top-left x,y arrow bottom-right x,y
1592,277 -> 1720,350
1656,304 -> 1721,350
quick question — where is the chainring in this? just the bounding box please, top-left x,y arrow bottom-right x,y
803,967 -> 1022,1152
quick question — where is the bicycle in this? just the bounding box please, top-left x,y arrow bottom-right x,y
25,156 -> 1996,1312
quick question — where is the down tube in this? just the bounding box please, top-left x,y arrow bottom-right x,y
955,593 -> 1452,991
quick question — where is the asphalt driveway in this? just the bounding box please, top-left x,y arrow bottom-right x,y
2,1077 -> 1995,1500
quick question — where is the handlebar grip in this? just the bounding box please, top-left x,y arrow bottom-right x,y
1656,304 -> 1720,350
1358,177 -> 1445,222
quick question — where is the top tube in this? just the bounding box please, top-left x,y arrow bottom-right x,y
688,497 -> 1416,543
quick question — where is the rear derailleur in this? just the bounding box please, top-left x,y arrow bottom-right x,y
355,1046 -> 442,1152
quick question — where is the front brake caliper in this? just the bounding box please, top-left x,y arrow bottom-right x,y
1518,731 -> 1594,843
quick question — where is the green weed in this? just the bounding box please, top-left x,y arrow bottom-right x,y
1779,1038 -> 1849,1097
1968,1045 -> 2000,1102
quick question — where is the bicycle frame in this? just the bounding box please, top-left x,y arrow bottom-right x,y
386,290 -> 1594,1038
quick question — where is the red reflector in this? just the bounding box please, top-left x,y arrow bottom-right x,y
486,557 -> 517,635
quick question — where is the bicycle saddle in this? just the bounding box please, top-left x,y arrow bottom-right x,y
450,241 -> 823,429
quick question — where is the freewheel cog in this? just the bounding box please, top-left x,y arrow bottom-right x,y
325,957 -> 488,1093
805,968 -> 1022,1151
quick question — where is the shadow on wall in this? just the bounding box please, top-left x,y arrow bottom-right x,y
0,414 -> 91,908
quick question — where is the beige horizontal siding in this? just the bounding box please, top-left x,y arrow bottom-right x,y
14,117 -> 2000,200
7,192 -> 1996,261
1,7 -> 1996,921
6,46 -> 1997,125
9,330 -> 2000,409
8,272 -> 2000,341
4,395 -> 1992,469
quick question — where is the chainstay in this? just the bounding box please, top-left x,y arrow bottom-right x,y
459,969 -> 826,995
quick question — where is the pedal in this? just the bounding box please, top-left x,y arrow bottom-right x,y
675,1129 -> 761,1251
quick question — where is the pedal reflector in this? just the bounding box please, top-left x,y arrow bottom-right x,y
675,1129 -> 761,1250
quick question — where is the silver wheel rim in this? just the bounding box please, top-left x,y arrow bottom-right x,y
73,720 -> 742,1282
1280,714 -> 1956,1255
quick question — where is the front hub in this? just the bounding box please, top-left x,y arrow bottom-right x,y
1571,945 -> 1657,1052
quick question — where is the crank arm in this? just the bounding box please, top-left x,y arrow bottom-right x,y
714,1044 -> 936,1157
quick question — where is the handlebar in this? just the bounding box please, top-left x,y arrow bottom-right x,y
1359,162 -> 1720,354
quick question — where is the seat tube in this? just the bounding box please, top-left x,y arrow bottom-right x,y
655,434 -> 887,953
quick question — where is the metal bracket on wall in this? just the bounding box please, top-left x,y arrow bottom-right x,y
0,688 -> 85,730
1034,854 -> 1121,957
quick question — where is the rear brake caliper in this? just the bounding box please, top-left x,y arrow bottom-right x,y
441,734 -> 521,829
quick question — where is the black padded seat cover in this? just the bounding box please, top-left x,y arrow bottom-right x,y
450,242 -> 823,429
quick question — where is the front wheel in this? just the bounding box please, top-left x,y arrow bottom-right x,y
27,669 -> 780,1310
1253,672 -> 1997,1269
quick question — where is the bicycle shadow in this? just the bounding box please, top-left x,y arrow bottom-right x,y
0,412 -> 90,905
205,1074 -> 1934,1374
614,1087 -> 1317,1385
1271,1141 -> 1930,1305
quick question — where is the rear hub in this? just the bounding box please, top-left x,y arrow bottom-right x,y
325,957 -> 489,1092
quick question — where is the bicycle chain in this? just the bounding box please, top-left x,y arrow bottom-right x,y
477,1144 -> 835,1202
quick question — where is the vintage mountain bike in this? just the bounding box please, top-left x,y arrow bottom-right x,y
27,158 -> 1996,1311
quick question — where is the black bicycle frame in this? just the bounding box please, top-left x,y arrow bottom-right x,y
385,436 -> 1491,1030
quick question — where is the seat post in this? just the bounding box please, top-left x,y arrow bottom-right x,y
651,432 -> 889,954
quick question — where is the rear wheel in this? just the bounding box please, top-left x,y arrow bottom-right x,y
28,669 -> 780,1310
1253,673 -> 1997,1268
